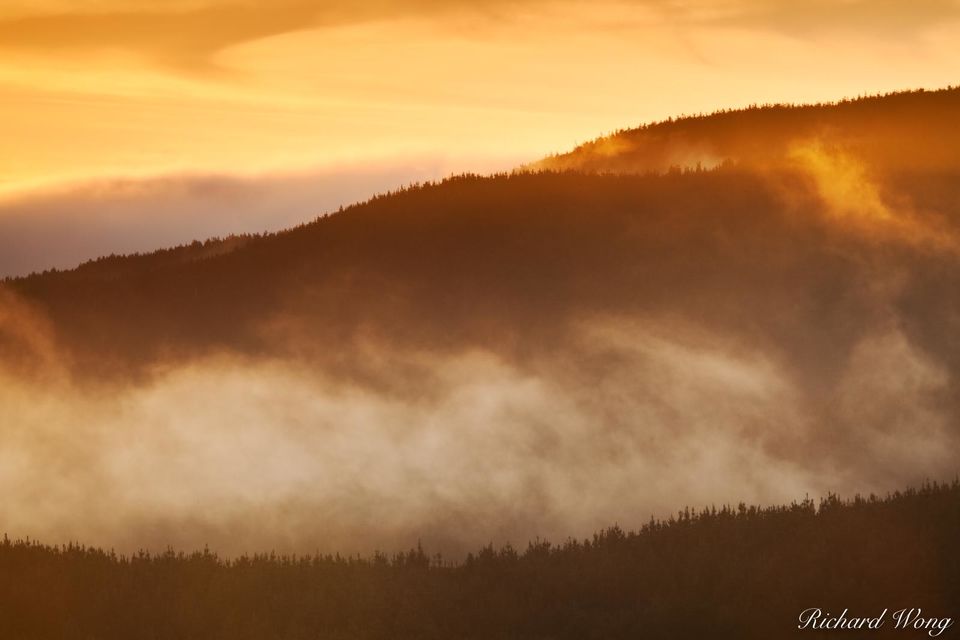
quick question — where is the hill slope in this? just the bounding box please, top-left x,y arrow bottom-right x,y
0,88 -> 958,554
6,88 -> 959,379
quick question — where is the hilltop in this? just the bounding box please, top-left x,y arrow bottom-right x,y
531,86 -> 960,176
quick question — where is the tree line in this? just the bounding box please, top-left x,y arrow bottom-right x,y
1,481 -> 957,639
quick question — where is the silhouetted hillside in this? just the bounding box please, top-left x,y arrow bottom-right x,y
6,166 -> 960,383
1,481 -> 957,640
3,90 -> 957,382
10,170 -> 831,373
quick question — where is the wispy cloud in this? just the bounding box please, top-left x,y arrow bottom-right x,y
3,0 -> 957,70
0,1 -> 523,69
2,307 -> 952,556
700,0 -> 960,37
0,156 -> 517,278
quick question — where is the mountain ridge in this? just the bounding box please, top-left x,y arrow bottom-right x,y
4,85 -> 958,287
531,85 -> 960,175
1,85 -> 958,558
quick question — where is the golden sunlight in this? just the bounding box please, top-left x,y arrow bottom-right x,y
2,0 -> 959,195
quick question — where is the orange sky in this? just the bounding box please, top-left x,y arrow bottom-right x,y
2,0 -> 959,196
0,0 -> 959,277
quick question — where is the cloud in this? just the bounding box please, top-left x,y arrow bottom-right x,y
0,2 -> 329,70
702,0 -> 960,37
0,0 -> 523,69
3,0 -> 956,70
0,296 -> 955,556
0,156 -> 515,278
786,140 -> 960,254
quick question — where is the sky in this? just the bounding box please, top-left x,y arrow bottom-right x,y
1,0 -> 960,275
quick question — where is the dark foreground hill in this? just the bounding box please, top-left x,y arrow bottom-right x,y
1,481 -> 958,640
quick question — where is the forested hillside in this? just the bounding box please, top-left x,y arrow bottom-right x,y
7,166 -> 960,384
1,482 -> 957,640
4,89 -> 959,382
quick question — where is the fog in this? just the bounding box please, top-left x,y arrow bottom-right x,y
1,293 -> 954,556
0,154 -> 518,278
